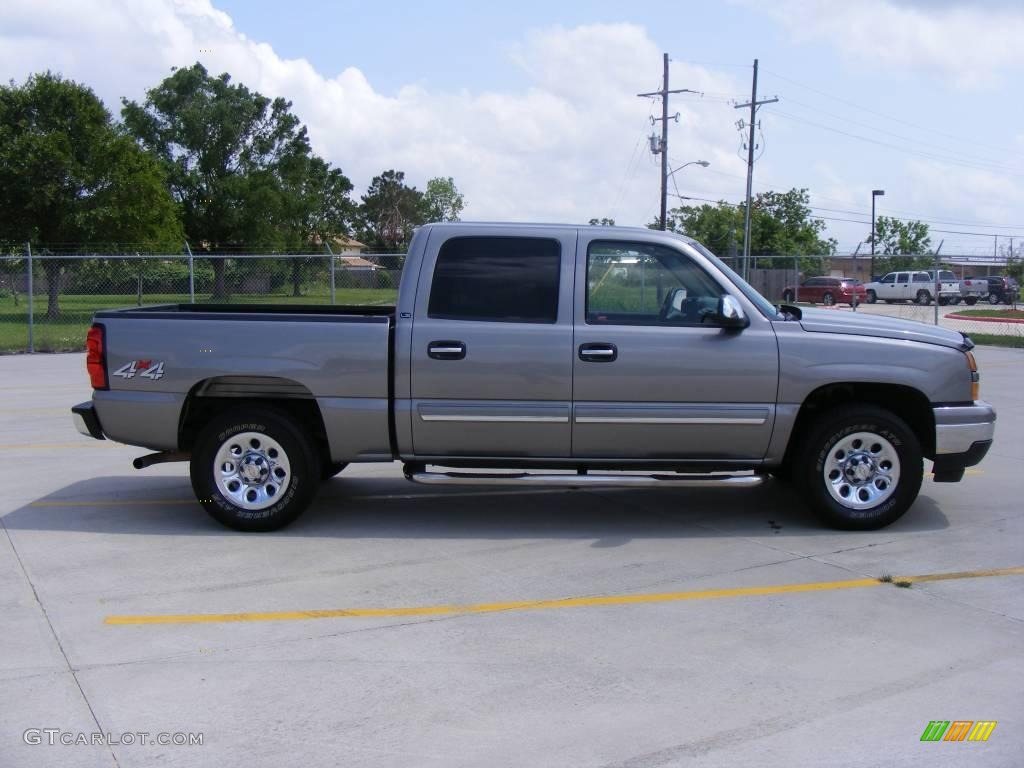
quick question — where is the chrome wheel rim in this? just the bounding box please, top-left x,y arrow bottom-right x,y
213,432 -> 291,510
823,431 -> 900,510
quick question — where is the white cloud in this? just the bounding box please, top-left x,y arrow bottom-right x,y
744,0 -> 1024,89
0,0 -> 746,227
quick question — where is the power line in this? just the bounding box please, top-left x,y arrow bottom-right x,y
669,192 -> 1024,239
766,108 -> 1024,177
760,68 -> 1019,157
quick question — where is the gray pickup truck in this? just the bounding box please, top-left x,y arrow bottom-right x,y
72,223 -> 995,532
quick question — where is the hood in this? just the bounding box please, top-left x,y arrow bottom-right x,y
795,307 -> 969,350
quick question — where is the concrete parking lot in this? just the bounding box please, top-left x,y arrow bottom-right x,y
2,348 -> 1022,768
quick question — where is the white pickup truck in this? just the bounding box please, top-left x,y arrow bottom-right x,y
865,270 -> 941,305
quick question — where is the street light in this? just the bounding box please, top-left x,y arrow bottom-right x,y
666,161 -> 711,227
870,189 -> 885,280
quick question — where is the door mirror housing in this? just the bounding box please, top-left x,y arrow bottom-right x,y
711,295 -> 749,329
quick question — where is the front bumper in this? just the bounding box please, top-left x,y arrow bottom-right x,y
931,401 -> 995,481
72,402 -> 105,440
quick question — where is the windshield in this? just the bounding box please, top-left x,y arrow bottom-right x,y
685,240 -> 781,318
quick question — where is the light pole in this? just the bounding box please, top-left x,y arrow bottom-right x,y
870,189 -> 885,280
665,161 -> 710,228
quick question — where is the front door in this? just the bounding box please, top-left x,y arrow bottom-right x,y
409,230 -> 576,458
572,236 -> 779,461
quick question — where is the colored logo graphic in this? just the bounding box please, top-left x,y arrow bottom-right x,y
920,721 -> 996,742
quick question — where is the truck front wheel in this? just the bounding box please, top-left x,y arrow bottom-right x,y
190,407 -> 319,532
797,405 -> 922,530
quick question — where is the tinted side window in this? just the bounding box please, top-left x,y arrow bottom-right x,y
913,273 -> 930,283
880,274 -> 895,284
428,237 -> 561,323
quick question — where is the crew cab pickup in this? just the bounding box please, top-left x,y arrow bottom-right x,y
72,223 -> 996,532
865,270 -> 937,305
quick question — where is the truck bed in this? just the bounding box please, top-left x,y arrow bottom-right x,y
94,303 -> 395,320
91,303 -> 395,463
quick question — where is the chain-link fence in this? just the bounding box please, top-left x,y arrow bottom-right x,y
1,246 -> 1018,353
719,254 -> 1022,344
0,246 -> 401,353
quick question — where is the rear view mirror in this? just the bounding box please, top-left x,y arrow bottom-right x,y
711,295 -> 749,329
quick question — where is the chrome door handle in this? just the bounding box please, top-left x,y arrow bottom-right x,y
428,341 -> 466,360
578,343 -> 617,362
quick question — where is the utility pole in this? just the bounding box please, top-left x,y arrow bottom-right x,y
638,54 -> 699,230
734,59 -> 777,279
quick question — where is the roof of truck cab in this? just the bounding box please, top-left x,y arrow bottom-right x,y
420,221 -> 699,244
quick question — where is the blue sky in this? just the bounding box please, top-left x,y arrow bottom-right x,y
3,0 -> 1023,254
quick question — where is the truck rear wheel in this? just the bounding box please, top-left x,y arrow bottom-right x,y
190,407 -> 319,532
797,405 -> 922,530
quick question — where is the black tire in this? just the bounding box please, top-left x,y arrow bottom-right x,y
866,290 -> 877,304
938,296 -> 948,306
782,290 -> 794,303
988,292 -> 1000,305
916,290 -> 931,305
822,292 -> 835,306
796,405 -> 922,530
322,461 -> 348,480
964,297 -> 978,306
190,406 -> 319,532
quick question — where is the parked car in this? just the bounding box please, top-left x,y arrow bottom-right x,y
923,269 -> 961,305
865,271 -> 936,304
72,223 -> 994,532
981,275 -> 1019,305
959,276 -> 1019,305
781,276 -> 866,306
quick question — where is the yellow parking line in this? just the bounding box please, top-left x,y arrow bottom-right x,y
104,565 -> 1024,626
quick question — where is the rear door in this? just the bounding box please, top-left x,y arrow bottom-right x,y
875,273 -> 896,299
571,235 -> 779,461
409,229 -> 575,457
895,272 -> 911,300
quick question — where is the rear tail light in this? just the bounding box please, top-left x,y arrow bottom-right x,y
85,324 -> 108,390
965,349 -> 979,400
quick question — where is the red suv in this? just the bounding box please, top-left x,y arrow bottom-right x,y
782,277 -> 867,306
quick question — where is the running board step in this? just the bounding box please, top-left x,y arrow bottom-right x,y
404,470 -> 762,489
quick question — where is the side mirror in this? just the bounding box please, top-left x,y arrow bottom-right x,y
711,295 -> 749,329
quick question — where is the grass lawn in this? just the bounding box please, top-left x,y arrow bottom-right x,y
951,308 -> 1024,319
0,288 -> 397,353
967,333 -> 1024,349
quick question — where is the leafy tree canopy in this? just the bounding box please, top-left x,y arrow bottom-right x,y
664,188 -> 836,258
0,72 -> 182,316
357,169 -> 425,252
422,176 -> 465,222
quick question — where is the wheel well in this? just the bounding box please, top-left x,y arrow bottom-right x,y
783,383 -> 935,466
178,388 -> 329,463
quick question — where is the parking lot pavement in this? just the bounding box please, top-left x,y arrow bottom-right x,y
2,348 -> 1022,768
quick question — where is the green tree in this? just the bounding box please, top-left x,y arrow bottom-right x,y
276,153 -> 355,295
357,170 -> 425,252
0,72 -> 182,318
122,63 -> 314,298
422,176 -> 465,222
665,188 -> 834,274
869,217 -> 932,274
